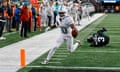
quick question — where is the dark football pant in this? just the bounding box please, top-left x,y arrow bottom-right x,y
20,21 -> 28,37
0,22 -> 4,37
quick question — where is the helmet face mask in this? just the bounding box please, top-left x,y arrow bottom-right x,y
59,12 -> 65,17
59,6 -> 67,17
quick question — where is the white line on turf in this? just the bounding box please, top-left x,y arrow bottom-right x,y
55,53 -> 70,55
52,58 -> 64,61
26,66 -> 120,70
75,50 -> 120,53
53,55 -> 68,57
110,36 -> 120,37
110,42 -> 120,44
48,62 -> 61,64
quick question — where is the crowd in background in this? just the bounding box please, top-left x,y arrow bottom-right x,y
0,0 -> 91,40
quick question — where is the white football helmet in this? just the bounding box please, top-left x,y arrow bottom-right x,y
59,6 -> 67,17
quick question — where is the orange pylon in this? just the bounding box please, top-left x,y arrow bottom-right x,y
20,48 -> 26,67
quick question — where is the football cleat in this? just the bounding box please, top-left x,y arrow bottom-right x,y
41,59 -> 49,64
75,40 -> 81,45
0,37 -> 6,40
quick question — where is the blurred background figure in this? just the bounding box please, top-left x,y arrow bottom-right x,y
20,2 -> 29,38
0,1 -> 7,40
41,2 -> 47,27
77,3 -> 82,25
31,4 -> 37,31
14,3 -> 21,31
45,3 -> 54,32
53,1 -> 61,27
70,3 -> 77,24
6,3 -> 13,32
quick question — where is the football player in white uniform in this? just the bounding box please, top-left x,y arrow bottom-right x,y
41,7 -> 81,64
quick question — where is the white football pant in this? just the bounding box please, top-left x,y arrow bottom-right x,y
46,34 -> 79,61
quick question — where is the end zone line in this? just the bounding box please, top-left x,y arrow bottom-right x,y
26,66 -> 120,70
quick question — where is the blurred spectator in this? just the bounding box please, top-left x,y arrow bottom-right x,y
20,3 -> 29,38
45,3 -> 54,32
28,5 -> 32,33
0,1 -> 6,40
115,5 -> 119,12
41,2 -> 47,27
6,3 -> 13,32
70,3 -> 77,24
31,5 -> 37,31
53,1 -> 61,26
77,4 -> 82,25
14,3 -> 21,31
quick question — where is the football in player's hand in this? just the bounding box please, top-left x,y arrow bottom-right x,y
72,29 -> 78,38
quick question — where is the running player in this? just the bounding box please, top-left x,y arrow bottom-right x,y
41,6 -> 81,64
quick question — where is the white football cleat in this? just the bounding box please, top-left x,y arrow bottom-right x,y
41,59 -> 49,64
45,27 -> 50,32
75,40 -> 81,45
0,37 -> 6,40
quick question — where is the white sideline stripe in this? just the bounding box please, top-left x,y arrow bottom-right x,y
55,53 -> 70,55
52,58 -> 64,60
53,55 -> 68,57
49,62 -> 61,64
57,50 -> 68,52
111,42 -> 120,44
26,66 -> 120,70
76,51 -> 120,53
110,36 -> 120,37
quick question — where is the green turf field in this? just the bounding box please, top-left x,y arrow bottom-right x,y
17,14 -> 120,72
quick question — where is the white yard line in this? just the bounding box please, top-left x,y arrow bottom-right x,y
110,36 -> 120,37
53,55 -> 68,58
48,62 -> 61,64
52,58 -> 64,61
55,53 -> 70,55
110,42 -> 120,44
75,50 -> 120,53
26,66 -> 120,70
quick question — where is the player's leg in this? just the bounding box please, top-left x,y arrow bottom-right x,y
66,36 -> 80,52
66,36 -> 73,52
41,35 -> 64,64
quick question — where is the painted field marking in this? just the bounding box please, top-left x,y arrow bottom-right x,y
55,53 -> 70,55
52,58 -> 64,61
53,55 -> 68,58
56,50 -> 68,52
110,36 -> 120,37
26,66 -> 120,70
75,50 -> 120,53
48,62 -> 61,64
110,42 -> 120,44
